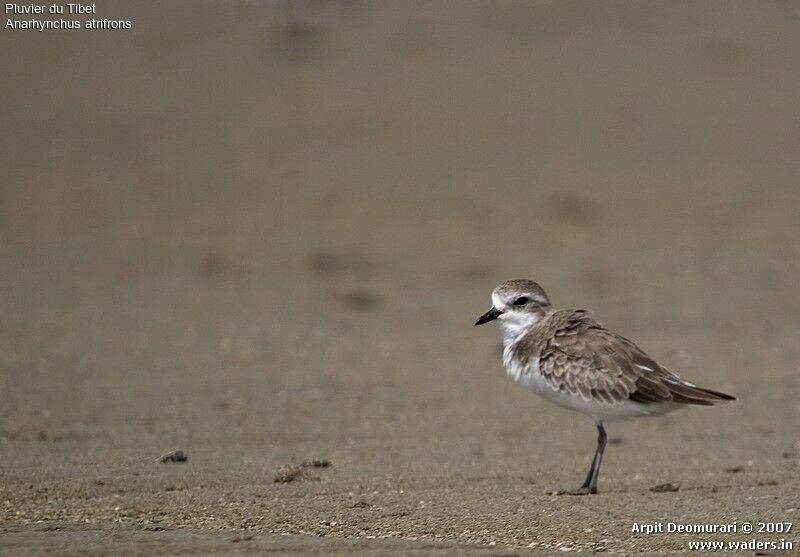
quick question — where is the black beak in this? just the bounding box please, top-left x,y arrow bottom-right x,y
474,307 -> 502,326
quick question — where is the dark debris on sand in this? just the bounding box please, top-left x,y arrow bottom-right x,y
650,482 -> 680,493
158,450 -> 188,463
273,458 -> 332,483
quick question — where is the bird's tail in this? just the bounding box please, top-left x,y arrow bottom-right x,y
667,381 -> 736,406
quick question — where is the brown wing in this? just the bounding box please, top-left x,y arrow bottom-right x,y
539,312 -> 735,406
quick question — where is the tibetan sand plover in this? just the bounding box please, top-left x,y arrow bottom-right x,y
475,279 -> 735,495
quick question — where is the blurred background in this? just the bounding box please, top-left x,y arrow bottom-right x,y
1,1 -> 799,552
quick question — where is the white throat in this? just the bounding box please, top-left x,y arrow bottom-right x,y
498,311 -> 542,346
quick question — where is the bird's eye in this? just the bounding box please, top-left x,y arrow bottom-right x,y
513,296 -> 529,306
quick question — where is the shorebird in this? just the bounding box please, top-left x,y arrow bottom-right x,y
475,279 -> 735,494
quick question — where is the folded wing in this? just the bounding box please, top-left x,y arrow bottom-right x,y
539,312 -> 735,406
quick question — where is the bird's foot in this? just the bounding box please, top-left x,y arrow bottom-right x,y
550,486 -> 597,496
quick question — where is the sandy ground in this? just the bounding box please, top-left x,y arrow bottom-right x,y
1,1 -> 800,554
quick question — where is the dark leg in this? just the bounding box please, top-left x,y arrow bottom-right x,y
576,421 -> 607,494
579,454 -> 597,491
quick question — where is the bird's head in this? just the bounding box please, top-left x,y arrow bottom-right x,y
475,279 -> 552,338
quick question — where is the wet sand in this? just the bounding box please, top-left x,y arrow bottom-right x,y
1,1 -> 799,554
